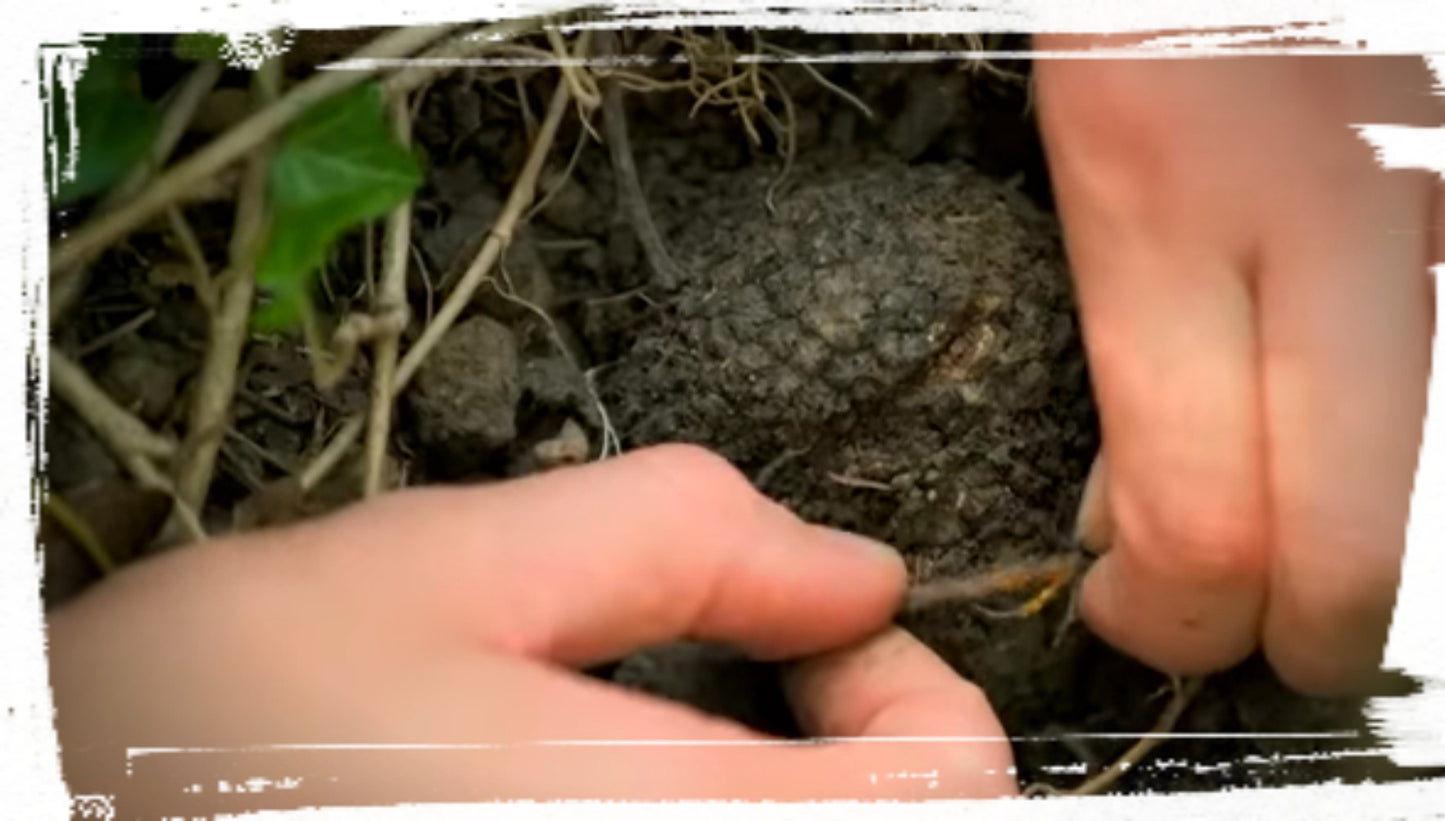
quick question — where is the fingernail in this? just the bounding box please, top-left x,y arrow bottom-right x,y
826,527 -> 904,566
1074,451 -> 1112,554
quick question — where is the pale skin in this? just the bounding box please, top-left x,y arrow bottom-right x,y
1037,41 -> 1443,695
49,445 -> 1019,812
46,50 -> 1441,810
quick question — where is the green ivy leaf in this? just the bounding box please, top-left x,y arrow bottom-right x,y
254,81 -> 424,330
47,35 -> 160,206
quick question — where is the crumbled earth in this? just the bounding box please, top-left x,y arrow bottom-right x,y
41,31 -> 1440,797
409,315 -> 522,476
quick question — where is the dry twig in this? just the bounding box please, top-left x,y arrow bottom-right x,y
165,205 -> 216,313
48,349 -> 205,542
545,25 -> 602,115
393,53 -> 579,391
361,222 -> 376,302
49,349 -> 176,462
170,60 -> 281,535
363,94 -> 416,497
301,67 -> 577,493
75,308 -> 155,358
115,61 -> 228,206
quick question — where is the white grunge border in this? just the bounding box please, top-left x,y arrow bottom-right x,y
4,1 -> 1443,818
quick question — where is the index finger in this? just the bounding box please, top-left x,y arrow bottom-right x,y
261,444 -> 908,668
1034,52 -> 1273,675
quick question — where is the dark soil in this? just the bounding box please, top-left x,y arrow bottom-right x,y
41,29 -> 1439,797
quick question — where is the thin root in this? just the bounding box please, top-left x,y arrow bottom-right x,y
523,116 -> 592,226
825,472 -> 893,492
490,264 -> 621,460
1024,676 -> 1206,797
760,42 -> 875,121
1051,564 -> 1087,648
752,447 -> 806,492
545,25 -> 602,113
598,30 -> 684,292
759,66 -> 797,216
972,569 -> 1071,620
904,553 -> 1082,614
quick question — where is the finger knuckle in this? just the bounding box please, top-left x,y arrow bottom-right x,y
1119,488 -> 1270,587
943,677 -> 997,722
869,677 -> 1001,739
628,443 -> 757,510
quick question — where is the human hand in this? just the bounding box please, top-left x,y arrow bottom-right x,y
47,445 -> 1016,814
1034,43 -> 1442,694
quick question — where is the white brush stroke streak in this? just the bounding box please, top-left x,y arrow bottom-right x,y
225,781 -> 1445,821
220,29 -> 300,71
9,0 -> 1445,52
6,0 -> 1445,819
1368,261 -> 1445,770
122,729 -> 1363,757
3,7 -> 69,821
1353,54 -> 1445,773
1151,747 -> 1395,770
317,47 -> 1445,72
1355,128 -> 1445,178
37,45 -> 89,196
